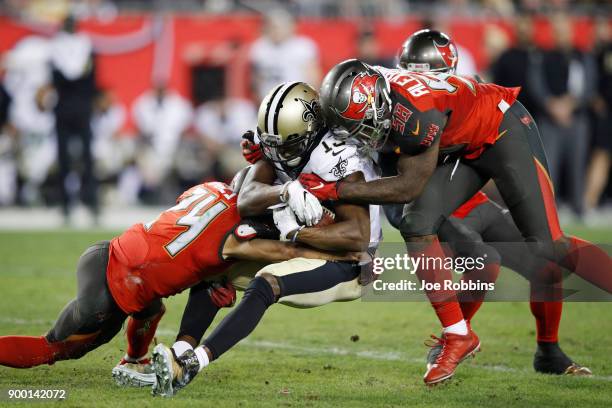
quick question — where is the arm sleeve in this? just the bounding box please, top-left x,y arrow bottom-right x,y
393,107 -> 447,156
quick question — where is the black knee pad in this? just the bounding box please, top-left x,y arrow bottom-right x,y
525,237 -> 557,262
466,242 -> 501,266
383,204 -> 404,230
398,212 -> 441,240
245,276 -> 277,307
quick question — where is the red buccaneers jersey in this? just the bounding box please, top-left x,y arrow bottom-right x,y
377,67 -> 520,159
106,182 -> 240,314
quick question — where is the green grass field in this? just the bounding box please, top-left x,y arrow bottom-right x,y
0,227 -> 611,407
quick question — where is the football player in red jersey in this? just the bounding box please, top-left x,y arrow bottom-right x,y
392,29 -> 591,377
299,53 -> 611,384
0,181 -> 353,371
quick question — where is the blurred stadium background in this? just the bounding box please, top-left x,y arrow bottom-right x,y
1,3 -> 612,405
0,0 -> 610,230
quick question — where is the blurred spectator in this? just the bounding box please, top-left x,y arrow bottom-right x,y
0,61 -> 15,205
357,29 -> 394,67
91,90 -> 137,206
490,13 -> 538,115
528,12 -> 597,217
249,8 -> 321,102
3,36 -> 56,206
50,15 -> 98,222
14,85 -> 57,206
132,82 -> 193,203
584,17 -> 612,215
193,96 -> 256,181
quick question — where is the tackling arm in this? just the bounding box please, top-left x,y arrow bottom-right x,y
221,234 -> 360,263
236,160 -> 283,217
295,172 -> 370,252
337,138 -> 440,205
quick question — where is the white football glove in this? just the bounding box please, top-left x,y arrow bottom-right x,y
273,205 -> 302,241
281,180 -> 322,226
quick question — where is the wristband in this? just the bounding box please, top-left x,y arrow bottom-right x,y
290,225 -> 305,243
279,181 -> 290,203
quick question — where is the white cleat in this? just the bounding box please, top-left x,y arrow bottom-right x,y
151,343 -> 201,397
151,344 -> 178,397
112,358 -> 156,388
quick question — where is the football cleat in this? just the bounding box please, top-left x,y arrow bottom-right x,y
151,344 -> 200,397
425,322 -> 473,370
533,342 -> 592,376
112,357 -> 156,387
423,329 -> 480,386
424,335 -> 443,370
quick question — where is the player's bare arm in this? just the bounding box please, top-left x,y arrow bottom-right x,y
221,234 -> 360,263
295,172 -> 370,251
337,138 -> 440,205
236,160 -> 282,216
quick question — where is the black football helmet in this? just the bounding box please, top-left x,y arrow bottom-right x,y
397,29 -> 458,74
319,59 -> 392,151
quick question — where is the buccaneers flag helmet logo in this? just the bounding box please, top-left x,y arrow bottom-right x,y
340,72 -> 379,121
433,39 -> 458,70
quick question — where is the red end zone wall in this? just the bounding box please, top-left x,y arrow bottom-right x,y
0,14 -> 607,130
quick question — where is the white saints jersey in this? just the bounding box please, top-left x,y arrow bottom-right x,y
273,131 -> 382,249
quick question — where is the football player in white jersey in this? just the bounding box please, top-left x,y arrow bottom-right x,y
114,82 -> 381,393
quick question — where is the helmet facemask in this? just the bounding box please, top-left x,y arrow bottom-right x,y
331,71 -> 392,152
258,128 -> 317,168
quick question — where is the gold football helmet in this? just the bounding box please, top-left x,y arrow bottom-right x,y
257,81 -> 323,168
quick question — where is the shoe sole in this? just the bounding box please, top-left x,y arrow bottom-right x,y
151,345 -> 175,397
425,342 -> 481,386
112,365 -> 156,388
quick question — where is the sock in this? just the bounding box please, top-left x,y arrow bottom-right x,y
443,319 -> 469,335
457,263 -> 501,322
194,346 -> 209,372
172,340 -> 193,357
0,336 -> 57,368
530,301 -> 562,343
564,237 -> 612,294
203,276 -> 276,360
0,334 -> 96,368
126,305 -> 165,360
528,259 -> 563,343
176,282 -> 221,344
413,238 -> 464,327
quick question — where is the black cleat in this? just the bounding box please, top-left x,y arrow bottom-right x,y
533,342 -> 592,376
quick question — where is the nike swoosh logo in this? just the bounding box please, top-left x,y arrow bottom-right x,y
309,182 -> 325,190
332,149 -> 346,156
411,120 -> 420,136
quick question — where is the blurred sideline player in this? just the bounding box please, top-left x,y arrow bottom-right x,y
146,82 -> 381,397
0,180 -> 354,372
299,30 -> 611,385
